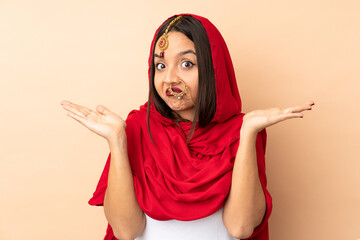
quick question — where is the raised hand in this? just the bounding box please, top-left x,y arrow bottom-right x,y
60,100 -> 126,142
242,100 -> 315,135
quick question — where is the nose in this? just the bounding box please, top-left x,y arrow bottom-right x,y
164,65 -> 180,85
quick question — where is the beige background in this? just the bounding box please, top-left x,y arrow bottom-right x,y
1,0 -> 359,239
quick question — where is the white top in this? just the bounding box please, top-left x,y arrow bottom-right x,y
135,206 -> 239,240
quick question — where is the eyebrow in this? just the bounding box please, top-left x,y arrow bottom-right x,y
154,49 -> 196,58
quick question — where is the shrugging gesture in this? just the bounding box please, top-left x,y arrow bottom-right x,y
63,12 -> 317,240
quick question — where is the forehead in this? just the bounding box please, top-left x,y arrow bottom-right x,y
155,31 -> 195,53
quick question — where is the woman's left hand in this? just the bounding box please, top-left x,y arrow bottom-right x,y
242,100 -> 315,135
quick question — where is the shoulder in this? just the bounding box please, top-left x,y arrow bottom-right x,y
125,102 -> 148,125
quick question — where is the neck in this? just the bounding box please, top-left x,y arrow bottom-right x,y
172,110 -> 196,122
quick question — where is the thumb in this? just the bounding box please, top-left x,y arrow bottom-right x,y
96,105 -> 112,115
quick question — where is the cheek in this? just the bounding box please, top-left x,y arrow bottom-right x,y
191,79 -> 199,99
192,87 -> 198,101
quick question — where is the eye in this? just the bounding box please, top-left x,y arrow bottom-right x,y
181,61 -> 195,68
155,63 -> 165,70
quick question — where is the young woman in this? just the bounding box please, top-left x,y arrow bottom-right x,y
61,13 -> 314,240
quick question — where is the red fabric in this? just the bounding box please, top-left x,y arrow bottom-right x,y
88,13 -> 272,240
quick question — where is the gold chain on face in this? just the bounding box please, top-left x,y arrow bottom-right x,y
158,16 -> 183,56
164,16 -> 182,36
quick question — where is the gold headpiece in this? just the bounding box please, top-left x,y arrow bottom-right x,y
158,16 -> 183,58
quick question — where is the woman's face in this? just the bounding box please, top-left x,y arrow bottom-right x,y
154,31 -> 198,121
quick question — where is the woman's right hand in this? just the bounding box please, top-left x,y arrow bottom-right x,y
60,100 -> 126,142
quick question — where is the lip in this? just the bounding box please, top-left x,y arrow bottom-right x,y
166,87 -> 183,96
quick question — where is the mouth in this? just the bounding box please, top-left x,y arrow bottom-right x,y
166,87 -> 183,96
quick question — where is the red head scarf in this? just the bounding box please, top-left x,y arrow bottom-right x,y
89,13 -> 272,240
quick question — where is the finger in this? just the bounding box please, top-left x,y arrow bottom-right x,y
275,112 -> 304,123
282,112 -> 304,119
66,111 -> 89,125
283,105 -> 311,114
62,103 -> 90,118
61,100 -> 80,107
305,100 -> 315,107
96,105 -> 112,115
61,100 -> 93,117
63,101 -> 97,117
61,100 -> 69,105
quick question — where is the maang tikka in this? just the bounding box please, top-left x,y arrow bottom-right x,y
158,15 -> 183,58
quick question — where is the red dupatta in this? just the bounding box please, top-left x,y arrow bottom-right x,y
88,13 -> 272,240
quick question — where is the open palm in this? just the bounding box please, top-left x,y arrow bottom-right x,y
242,100 -> 315,134
60,100 -> 126,141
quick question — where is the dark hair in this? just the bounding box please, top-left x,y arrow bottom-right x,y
147,15 -> 216,143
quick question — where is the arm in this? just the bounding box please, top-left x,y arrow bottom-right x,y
222,101 -> 314,238
222,128 -> 266,239
104,135 -> 146,240
60,100 -> 146,239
